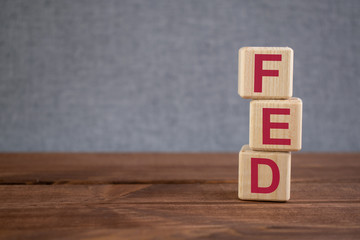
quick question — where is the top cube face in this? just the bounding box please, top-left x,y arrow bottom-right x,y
238,47 -> 293,99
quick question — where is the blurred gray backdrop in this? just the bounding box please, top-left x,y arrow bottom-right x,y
0,0 -> 359,152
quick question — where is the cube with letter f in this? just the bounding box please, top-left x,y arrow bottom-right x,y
238,47 -> 293,99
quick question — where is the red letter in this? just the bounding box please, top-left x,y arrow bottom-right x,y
263,108 -> 291,145
254,54 -> 282,92
251,158 -> 280,193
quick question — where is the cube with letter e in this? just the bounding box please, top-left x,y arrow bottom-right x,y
249,98 -> 302,152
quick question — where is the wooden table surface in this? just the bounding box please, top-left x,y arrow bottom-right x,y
0,153 -> 359,239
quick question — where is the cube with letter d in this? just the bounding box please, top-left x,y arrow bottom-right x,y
238,145 -> 291,202
238,47 -> 293,99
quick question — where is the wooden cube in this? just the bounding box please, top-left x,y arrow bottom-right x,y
238,145 -> 291,202
238,47 -> 293,99
249,97 -> 302,152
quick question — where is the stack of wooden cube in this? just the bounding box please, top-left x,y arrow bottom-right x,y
238,47 -> 302,202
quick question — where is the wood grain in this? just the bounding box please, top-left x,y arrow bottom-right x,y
0,183 -> 359,239
0,153 -> 359,239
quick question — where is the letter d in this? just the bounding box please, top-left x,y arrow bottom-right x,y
251,158 -> 280,193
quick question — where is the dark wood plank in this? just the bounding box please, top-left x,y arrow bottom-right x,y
0,153 -> 359,239
1,203 -> 359,240
0,153 -> 359,184
1,182 -> 360,207
0,153 -> 235,184
0,184 -> 359,240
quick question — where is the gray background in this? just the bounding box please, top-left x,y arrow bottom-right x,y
0,0 -> 359,152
